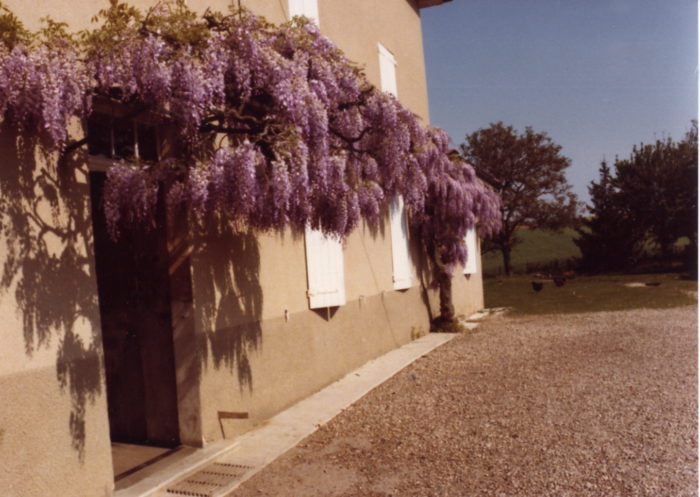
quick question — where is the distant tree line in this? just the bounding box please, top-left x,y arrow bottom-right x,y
576,121 -> 697,274
462,120 -> 697,277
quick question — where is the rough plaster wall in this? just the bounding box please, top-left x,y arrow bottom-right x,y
204,287 -> 432,442
187,218 -> 475,444
2,0 -> 237,31
0,129 -> 113,496
452,268 -> 486,318
320,0 -> 430,121
191,263 -> 432,443
0,368 -> 113,497
455,237 -> 486,316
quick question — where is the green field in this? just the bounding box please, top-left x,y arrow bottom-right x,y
484,273 -> 697,315
482,228 -> 581,276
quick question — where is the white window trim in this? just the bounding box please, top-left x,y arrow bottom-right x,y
377,42 -> 398,97
463,228 -> 479,275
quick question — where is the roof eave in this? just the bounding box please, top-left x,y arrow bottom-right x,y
417,0 -> 453,9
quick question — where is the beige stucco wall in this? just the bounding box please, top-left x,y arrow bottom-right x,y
0,0 -> 485,495
2,0 -> 236,31
0,129 -> 114,496
187,214 -> 484,446
453,237 -> 486,315
319,0 -> 430,121
188,222 -> 437,442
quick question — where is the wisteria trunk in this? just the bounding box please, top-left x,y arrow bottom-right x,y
437,270 -> 455,322
429,243 -> 455,322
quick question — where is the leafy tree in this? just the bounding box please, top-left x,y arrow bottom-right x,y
576,121 -> 698,273
0,0 -> 501,282
615,122 -> 698,260
574,161 -> 642,272
677,122 -> 698,273
460,122 -> 578,275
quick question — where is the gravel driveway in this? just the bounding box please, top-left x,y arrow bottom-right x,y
229,306 -> 697,497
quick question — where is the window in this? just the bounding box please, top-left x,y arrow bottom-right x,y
304,227 -> 346,309
389,196 -> 412,290
87,112 -> 159,169
288,0 -> 319,25
463,228 -> 479,275
377,43 -> 397,97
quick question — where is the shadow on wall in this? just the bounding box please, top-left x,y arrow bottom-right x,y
193,224 -> 263,393
0,129 -> 103,460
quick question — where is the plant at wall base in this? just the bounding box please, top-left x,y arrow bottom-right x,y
0,0 -> 501,280
429,315 -> 468,334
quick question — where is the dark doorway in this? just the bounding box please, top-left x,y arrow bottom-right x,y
90,172 -> 180,448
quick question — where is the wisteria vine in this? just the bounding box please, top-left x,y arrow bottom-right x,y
0,0 -> 501,276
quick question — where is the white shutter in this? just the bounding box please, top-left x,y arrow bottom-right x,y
304,227 -> 345,308
378,43 -> 397,96
464,228 -> 479,274
390,196 -> 412,290
379,47 -> 408,288
288,0 -> 319,25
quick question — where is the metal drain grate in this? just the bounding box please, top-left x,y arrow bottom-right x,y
166,462 -> 254,497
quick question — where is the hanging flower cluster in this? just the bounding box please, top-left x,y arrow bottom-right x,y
0,0 -> 501,274
0,18 -> 90,145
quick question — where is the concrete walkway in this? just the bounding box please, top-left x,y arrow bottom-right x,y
116,332 -> 458,497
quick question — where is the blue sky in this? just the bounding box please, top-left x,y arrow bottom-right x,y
421,0 -> 698,203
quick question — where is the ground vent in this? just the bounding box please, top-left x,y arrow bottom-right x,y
165,462 -> 253,497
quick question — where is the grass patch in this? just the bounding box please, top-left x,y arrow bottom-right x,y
482,228 -> 580,276
484,273 -> 697,315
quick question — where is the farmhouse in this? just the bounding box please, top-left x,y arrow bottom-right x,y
0,0 -> 486,495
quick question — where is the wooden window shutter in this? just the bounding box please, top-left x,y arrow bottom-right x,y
390,196 -> 412,290
379,45 -> 410,289
463,228 -> 479,275
304,227 -> 346,309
